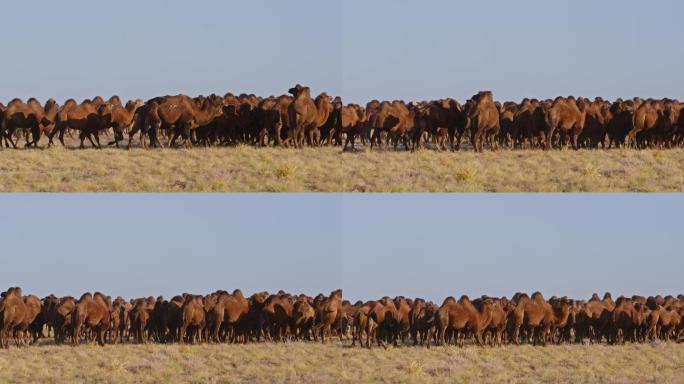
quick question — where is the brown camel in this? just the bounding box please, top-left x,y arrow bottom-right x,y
309,93 -> 333,146
99,99 -> 144,147
544,97 -> 586,150
363,297 -> 399,349
179,295 -> 205,344
466,91 -> 500,152
49,296 -> 76,344
427,295 -> 492,348
583,293 -> 614,343
110,296 -> 129,344
292,296 -> 315,341
129,299 -> 151,344
129,94 -> 223,149
609,297 -> 645,344
509,292 -> 556,345
52,99 -> 103,148
312,289 -> 343,343
71,292 -> 111,346
408,299 -> 438,346
578,98 -> 607,148
0,287 -> 28,348
2,98 -> 57,148
333,102 -> 366,150
647,306 -> 681,342
262,293 -> 294,341
287,85 -> 318,148
206,290 -> 249,343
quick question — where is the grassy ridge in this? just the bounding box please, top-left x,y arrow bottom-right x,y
0,342 -> 682,383
0,146 -> 682,192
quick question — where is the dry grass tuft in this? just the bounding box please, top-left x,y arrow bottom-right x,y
0,146 -> 683,191
455,167 -> 478,183
274,164 -> 297,179
580,163 -> 602,178
0,342 -> 683,383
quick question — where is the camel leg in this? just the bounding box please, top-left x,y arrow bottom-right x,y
168,130 -> 179,148
57,128 -> 67,147
98,327 -> 106,346
300,128 -> 307,148
93,132 -> 102,149
184,130 -> 193,148
439,325 -> 447,347
1,328 -> 8,349
425,326 -> 434,348
318,323 -> 325,344
351,324 -> 358,347
152,126 -> 163,148
178,325 -> 185,344
448,131 -> 455,151
6,131 -> 18,149
343,134 -> 351,151
307,129 -> 314,147
370,130 -> 377,150
47,130 -> 56,147
470,131 -> 478,152
25,125 -> 41,148
141,130 -> 149,149
86,132 -> 98,148
295,128 -> 303,148
23,129 -> 30,147
288,129 -> 297,149
474,330 -> 484,346
365,323 -> 374,349
0,120 -> 7,150
544,128 -> 553,150
213,321 -> 222,343
513,325 -> 521,345
128,130 -> 137,150
474,133 -> 482,152
78,132 -> 87,149
572,129 -> 580,150
12,329 -> 20,347
72,325 -> 80,346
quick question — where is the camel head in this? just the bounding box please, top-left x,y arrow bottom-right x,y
288,84 -> 311,99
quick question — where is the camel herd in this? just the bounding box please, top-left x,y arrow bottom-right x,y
1,287 -> 682,349
1,87 -> 683,151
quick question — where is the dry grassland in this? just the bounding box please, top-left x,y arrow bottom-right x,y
0,342 -> 682,383
0,146 -> 682,192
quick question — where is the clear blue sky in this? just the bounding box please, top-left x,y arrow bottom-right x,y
1,1 -> 682,104
1,195 -> 681,302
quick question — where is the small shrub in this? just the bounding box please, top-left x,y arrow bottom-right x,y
653,151 -> 666,160
455,167 -> 478,183
108,360 -> 126,372
406,360 -> 424,376
580,164 -> 601,178
274,165 -> 297,179
259,154 -> 273,164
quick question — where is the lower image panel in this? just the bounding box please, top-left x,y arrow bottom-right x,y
0,194 -> 681,383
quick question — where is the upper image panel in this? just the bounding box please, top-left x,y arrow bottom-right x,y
0,0 -> 682,192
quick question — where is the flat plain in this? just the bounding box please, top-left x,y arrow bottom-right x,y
0,146 -> 682,192
0,342 -> 683,383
